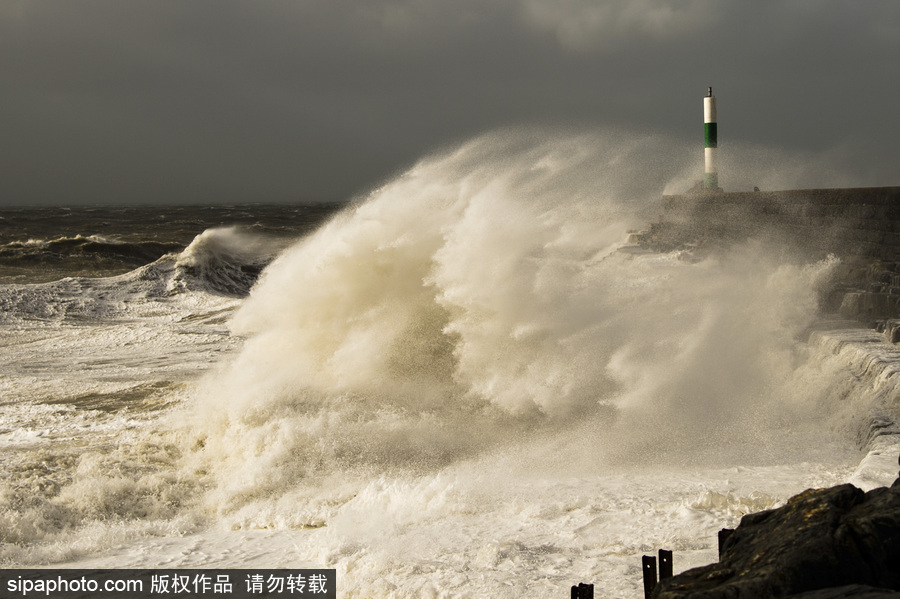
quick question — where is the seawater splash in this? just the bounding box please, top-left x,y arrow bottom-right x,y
183,129 -> 842,527
0,227 -> 282,324
171,226 -> 290,297
2,131 -> 887,597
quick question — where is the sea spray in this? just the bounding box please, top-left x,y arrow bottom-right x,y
171,226 -> 290,297
183,129 -> 843,528
0,131 -> 877,597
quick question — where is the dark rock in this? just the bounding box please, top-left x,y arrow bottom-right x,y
787,585 -> 900,598
890,326 -> 900,344
653,484 -> 900,598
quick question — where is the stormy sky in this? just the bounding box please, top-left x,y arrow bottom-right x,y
1,0 -> 898,206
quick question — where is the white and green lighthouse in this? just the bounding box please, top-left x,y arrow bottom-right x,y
704,87 -> 718,190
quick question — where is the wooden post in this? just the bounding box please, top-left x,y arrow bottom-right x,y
571,583 -> 594,599
642,555 -> 657,599
659,549 -> 673,580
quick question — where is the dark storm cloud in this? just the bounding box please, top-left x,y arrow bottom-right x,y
1,0 -> 898,205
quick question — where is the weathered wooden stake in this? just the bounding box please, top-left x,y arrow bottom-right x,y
570,582 -> 594,599
659,549 -> 673,580
642,555 -> 657,599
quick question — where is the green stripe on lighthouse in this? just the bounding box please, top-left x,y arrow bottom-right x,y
704,123 -> 717,148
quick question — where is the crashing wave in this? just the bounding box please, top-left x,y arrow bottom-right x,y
168,227 -> 287,298
0,235 -> 182,270
0,227 -> 293,323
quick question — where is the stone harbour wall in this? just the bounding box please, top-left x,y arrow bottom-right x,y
639,186 -> 900,598
638,187 -> 900,322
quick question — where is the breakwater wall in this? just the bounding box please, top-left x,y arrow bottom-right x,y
638,186 -> 900,597
638,186 -> 900,321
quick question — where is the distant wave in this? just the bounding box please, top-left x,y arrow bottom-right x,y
169,227 -> 288,297
0,227 -> 293,323
0,235 -> 182,270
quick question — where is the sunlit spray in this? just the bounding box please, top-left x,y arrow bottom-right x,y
182,128 -> 842,528
1,128 -> 884,599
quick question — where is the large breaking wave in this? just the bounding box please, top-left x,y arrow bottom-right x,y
183,130 -> 844,527
0,227 -> 288,324
3,129 -> 891,599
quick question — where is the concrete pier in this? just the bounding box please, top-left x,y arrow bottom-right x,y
645,186 -> 900,260
639,186 -> 900,320
640,186 -> 900,598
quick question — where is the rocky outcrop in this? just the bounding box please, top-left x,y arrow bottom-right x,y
653,479 -> 900,598
787,585 -> 900,597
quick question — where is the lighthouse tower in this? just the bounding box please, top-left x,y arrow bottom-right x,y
704,87 -> 718,191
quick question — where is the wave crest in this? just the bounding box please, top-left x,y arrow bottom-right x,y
0,227 -> 287,323
171,227 -> 286,298
184,130 -> 842,520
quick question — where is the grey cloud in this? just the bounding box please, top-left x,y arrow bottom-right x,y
517,0 -> 720,51
1,0 -> 898,205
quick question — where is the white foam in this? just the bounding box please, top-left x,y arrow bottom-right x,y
849,435 -> 900,491
187,131 -> 846,517
2,130 -> 898,598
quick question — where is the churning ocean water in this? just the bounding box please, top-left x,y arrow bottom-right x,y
1,131 -> 898,598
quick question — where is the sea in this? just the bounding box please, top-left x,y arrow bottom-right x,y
1,131 -> 898,598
